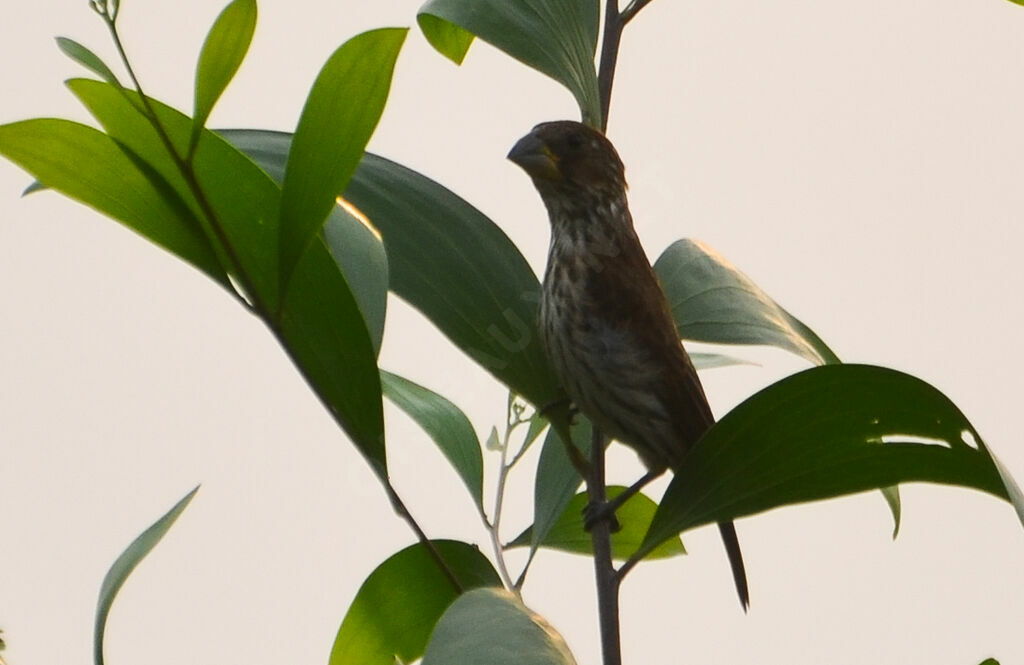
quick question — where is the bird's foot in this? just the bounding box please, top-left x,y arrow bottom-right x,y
583,499 -> 622,533
538,397 -> 578,422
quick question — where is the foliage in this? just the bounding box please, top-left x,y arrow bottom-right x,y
0,1 -> 1021,664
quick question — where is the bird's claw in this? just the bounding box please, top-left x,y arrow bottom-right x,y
583,499 -> 622,533
538,397 -> 578,423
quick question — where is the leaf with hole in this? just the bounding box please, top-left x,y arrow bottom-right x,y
639,364 -> 1024,559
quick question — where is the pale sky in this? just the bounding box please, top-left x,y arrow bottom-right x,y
2,1 -> 1023,664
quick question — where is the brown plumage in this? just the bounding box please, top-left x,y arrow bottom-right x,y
509,120 -> 749,610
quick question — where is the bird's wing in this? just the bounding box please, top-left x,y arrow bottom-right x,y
582,231 -> 715,466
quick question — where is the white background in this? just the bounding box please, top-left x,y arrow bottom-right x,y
2,1 -> 1023,663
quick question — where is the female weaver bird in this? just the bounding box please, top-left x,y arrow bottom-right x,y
508,120 -> 749,610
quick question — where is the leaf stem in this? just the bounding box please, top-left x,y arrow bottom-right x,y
99,12 -> 262,315
386,483 -> 464,594
487,396 -> 525,594
597,0 -> 623,132
597,0 -> 659,131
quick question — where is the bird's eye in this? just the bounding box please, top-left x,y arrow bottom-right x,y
566,132 -> 583,149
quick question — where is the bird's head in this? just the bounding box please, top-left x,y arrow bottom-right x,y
507,121 -> 627,201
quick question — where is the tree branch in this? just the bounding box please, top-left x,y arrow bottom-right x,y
621,0 -> 656,26
597,0 -> 623,132
588,428 -> 622,665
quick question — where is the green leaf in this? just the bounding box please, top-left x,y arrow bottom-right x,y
329,540 -> 500,665
217,129 -> 388,355
639,365 -> 1024,559
0,119 -> 229,289
416,14 -> 475,64
418,0 -> 601,127
531,420 -> 591,554
191,0 -> 257,152
510,486 -> 685,560
654,239 -> 841,366
690,351 -> 755,370
95,487 -> 199,665
280,236 -> 386,472
422,588 -> 577,665
56,37 -> 122,87
978,659 -> 1001,665
343,151 -> 564,410
279,28 -> 406,295
68,79 -> 281,310
380,370 -> 484,509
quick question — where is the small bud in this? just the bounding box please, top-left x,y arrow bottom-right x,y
485,426 -> 503,451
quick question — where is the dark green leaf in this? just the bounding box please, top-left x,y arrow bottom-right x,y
321,203 -> 388,356
344,151 -> 564,410
0,119 -> 228,288
191,0 -> 257,151
654,239 -> 841,366
510,486 -> 685,560
280,236 -> 386,472
381,370 -> 484,509
640,365 -> 1024,559
279,28 -> 406,294
56,37 -> 122,87
95,487 -> 198,665
422,588 -> 577,665
217,129 -> 388,355
329,540 -> 500,665
418,0 -> 601,127
978,659 -> 1000,665
68,79 -> 281,310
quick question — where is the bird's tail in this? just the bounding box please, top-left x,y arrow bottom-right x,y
717,520 -> 750,611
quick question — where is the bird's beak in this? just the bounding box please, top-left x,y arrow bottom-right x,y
507,132 -> 561,180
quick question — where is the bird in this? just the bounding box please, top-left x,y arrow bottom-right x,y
508,120 -> 749,610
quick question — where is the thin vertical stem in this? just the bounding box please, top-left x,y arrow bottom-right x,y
597,0 -> 624,132
588,428 -> 622,665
